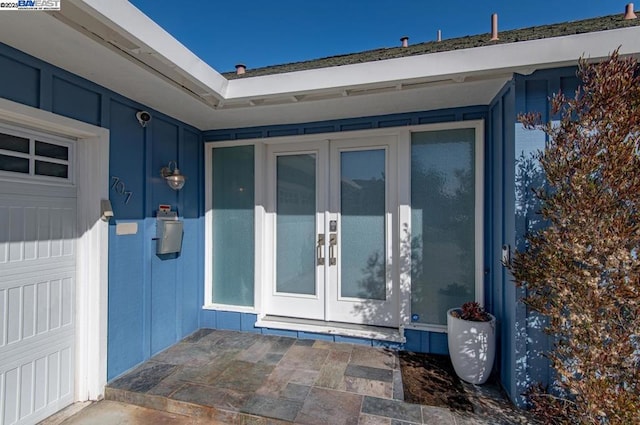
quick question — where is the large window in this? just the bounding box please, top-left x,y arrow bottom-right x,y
410,128 -> 478,325
211,145 -> 255,306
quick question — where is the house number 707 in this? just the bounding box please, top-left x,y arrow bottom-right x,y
111,176 -> 133,204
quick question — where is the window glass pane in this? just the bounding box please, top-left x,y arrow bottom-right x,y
35,141 -> 68,160
0,154 -> 29,174
411,129 -> 475,325
35,161 -> 68,178
340,149 -> 386,300
0,133 -> 29,154
212,146 -> 255,306
276,154 -> 316,295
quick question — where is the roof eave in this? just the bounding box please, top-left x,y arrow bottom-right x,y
224,26 -> 640,101
69,0 -> 228,101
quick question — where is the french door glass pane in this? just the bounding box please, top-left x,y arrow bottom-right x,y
340,149 -> 386,300
276,154 -> 316,295
212,146 -> 255,306
411,129 -> 475,325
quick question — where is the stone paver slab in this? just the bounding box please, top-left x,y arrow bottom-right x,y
422,405 -> 456,424
151,343 -> 217,367
361,397 -> 422,424
281,383 -> 311,401
181,329 -> 214,344
213,360 -> 275,393
340,376 -> 393,399
241,394 -> 303,422
345,364 -> 394,383
278,346 -> 329,371
295,387 -> 363,425
316,361 -> 348,389
350,346 -> 397,370
108,362 -> 177,393
170,384 -> 230,410
236,339 -> 276,363
359,414 -> 392,424
312,340 -> 354,352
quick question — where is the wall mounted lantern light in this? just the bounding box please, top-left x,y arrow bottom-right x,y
160,161 -> 186,190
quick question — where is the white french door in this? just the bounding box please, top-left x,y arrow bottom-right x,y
265,136 -> 398,327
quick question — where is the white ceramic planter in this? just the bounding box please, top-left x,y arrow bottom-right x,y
447,308 -> 496,385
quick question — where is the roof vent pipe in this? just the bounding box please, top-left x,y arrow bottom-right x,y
400,36 -> 409,47
235,64 -> 246,75
437,29 -> 442,42
624,3 -> 637,19
490,13 -> 499,40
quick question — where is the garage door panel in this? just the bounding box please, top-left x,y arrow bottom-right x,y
0,262 -> 75,280
1,340 -> 74,425
0,205 -> 75,265
0,186 -> 76,425
0,276 -> 74,349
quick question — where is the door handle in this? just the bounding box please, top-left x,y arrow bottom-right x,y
329,233 -> 337,266
317,234 -> 325,265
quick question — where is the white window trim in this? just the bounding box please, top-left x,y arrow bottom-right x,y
0,97 -> 109,401
404,120 -> 485,333
204,139 -> 262,314
204,120 -> 484,333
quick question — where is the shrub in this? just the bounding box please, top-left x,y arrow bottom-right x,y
510,50 -> 640,424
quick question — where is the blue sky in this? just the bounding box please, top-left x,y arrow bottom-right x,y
129,1 -> 626,73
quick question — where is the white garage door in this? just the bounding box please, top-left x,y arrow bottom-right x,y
0,127 -> 76,425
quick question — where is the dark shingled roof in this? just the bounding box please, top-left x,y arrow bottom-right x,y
223,12 -> 640,79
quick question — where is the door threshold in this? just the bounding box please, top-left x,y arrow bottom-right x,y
255,315 -> 406,343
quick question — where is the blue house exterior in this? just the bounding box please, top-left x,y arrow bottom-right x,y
0,2 -> 638,423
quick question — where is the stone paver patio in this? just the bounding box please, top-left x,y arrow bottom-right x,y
104,329 -> 533,424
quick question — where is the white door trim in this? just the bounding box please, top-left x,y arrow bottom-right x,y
262,136 -> 399,326
205,120 -> 484,334
0,97 -> 109,401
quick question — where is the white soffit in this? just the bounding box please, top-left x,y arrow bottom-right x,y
0,0 -> 639,129
70,0 -> 228,97
0,10 -> 216,128
208,76 -> 510,129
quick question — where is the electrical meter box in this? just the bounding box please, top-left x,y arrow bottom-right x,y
156,209 -> 183,254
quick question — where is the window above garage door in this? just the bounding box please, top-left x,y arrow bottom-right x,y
0,125 -> 74,184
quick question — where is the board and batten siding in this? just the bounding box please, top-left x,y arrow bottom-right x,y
0,41 -> 204,381
490,67 -> 580,406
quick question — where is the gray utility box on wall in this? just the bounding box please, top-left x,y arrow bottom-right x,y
156,210 -> 183,254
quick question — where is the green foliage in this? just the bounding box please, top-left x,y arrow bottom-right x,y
511,50 -> 640,424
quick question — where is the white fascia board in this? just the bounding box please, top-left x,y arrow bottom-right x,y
74,0 -> 228,98
225,26 -> 640,100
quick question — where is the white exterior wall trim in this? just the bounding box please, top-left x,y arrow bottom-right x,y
73,0 -> 228,97
225,26 -> 640,99
0,97 -> 109,401
203,140 -> 262,314
66,2 -> 640,103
